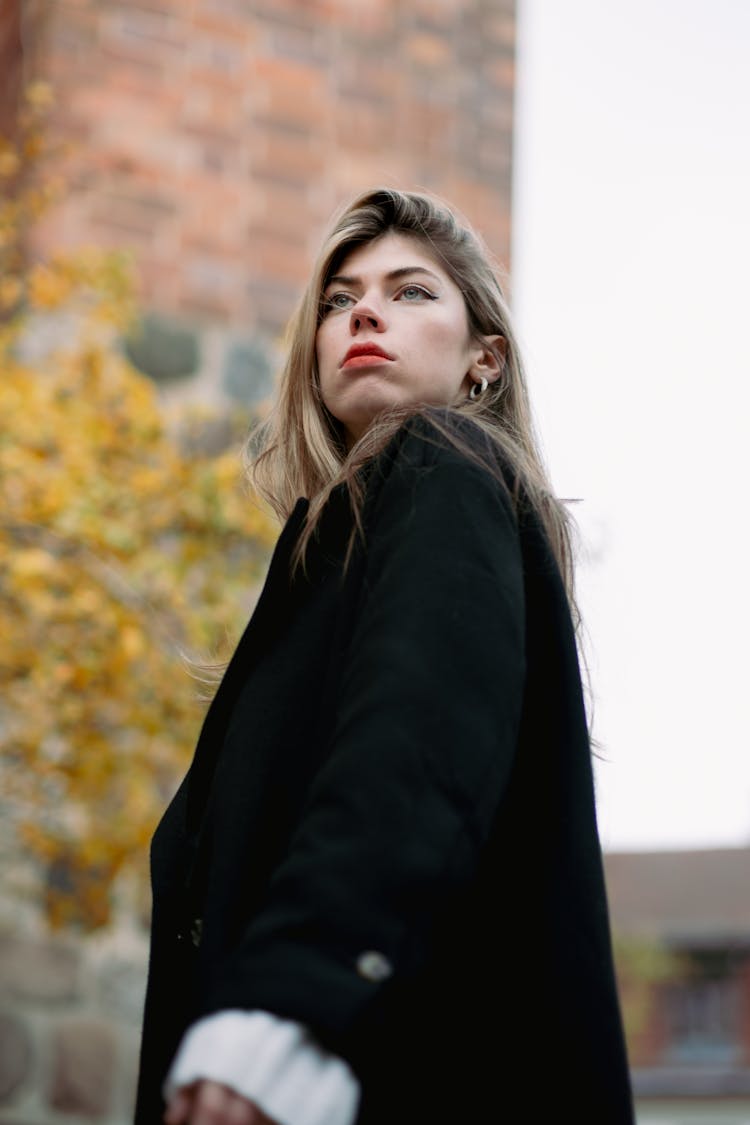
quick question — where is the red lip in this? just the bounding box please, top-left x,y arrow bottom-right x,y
341,342 -> 395,367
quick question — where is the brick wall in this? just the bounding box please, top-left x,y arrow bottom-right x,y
24,0 -> 516,404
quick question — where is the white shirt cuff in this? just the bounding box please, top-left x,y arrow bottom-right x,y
163,1009 -> 360,1125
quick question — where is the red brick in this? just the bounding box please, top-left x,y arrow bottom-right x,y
403,32 -> 452,68
252,130 -> 326,185
248,0 -> 335,31
250,54 -> 327,129
335,59 -> 404,103
485,11 -> 516,51
329,0 -> 393,36
332,155 -> 413,202
252,233 -> 310,288
335,108 -> 396,156
486,56 -> 516,90
0,0 -> 24,137
254,180 -> 308,223
192,9 -> 257,41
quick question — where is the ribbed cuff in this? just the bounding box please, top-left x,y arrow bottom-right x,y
163,1009 -> 360,1125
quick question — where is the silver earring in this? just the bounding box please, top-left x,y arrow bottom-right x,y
468,377 -> 488,401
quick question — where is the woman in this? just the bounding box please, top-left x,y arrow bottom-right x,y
135,188 -> 635,1124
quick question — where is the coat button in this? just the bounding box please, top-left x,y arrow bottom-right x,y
355,950 -> 393,982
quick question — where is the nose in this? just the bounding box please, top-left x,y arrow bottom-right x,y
349,297 -> 385,334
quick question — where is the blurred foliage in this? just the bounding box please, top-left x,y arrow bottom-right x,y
0,83 -> 278,930
0,80 -> 61,320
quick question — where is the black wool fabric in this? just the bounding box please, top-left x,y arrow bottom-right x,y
135,414 -> 634,1124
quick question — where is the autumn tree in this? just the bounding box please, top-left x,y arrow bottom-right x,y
0,84 -> 277,930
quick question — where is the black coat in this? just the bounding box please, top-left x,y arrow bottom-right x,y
135,414 -> 634,1124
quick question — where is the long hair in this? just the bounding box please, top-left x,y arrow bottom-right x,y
248,186 -> 581,630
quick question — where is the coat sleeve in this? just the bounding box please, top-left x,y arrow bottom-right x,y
198,423 -> 527,1059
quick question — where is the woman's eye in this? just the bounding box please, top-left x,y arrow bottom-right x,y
397,284 -> 433,301
321,285 -> 434,316
325,292 -> 354,311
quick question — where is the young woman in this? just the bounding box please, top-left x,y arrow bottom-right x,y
135,188 -> 635,1125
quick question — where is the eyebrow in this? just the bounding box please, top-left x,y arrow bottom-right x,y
324,266 -> 442,290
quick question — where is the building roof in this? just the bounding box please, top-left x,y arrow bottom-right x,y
603,847 -> 750,947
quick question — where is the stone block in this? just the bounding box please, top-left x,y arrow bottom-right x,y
49,1018 -> 117,1118
96,955 -> 148,1027
0,936 -> 80,1004
0,1011 -> 32,1102
114,1029 -> 142,1122
223,337 -> 274,407
124,312 -> 201,383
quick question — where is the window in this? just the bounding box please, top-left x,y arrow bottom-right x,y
663,949 -> 744,1064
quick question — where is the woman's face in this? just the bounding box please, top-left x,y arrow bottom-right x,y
315,232 -> 499,445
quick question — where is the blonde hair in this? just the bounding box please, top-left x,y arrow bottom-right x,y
248,187 -> 580,627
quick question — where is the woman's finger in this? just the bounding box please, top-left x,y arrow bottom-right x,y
170,1080 -> 277,1125
163,1085 -> 194,1124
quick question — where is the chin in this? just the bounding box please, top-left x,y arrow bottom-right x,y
337,389 -> 408,441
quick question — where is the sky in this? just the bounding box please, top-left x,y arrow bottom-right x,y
512,0 -> 750,851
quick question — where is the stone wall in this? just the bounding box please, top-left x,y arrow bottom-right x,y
0,905 -> 148,1125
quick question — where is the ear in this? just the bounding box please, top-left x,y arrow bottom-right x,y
469,334 -> 506,383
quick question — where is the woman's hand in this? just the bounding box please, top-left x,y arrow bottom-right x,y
164,1080 -> 279,1125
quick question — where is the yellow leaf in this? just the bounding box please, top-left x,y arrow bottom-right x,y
27,264 -> 71,310
0,277 -> 22,308
24,81 -> 55,110
0,150 -> 21,177
10,548 -> 56,579
121,625 -> 145,660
